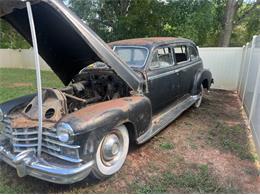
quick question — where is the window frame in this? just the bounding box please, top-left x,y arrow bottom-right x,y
187,45 -> 199,61
113,45 -> 150,68
148,45 -> 175,71
172,45 -> 190,65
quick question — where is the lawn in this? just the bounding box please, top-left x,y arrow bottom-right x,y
0,68 -> 259,193
0,68 -> 63,103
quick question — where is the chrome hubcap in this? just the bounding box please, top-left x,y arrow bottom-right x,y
101,133 -> 122,166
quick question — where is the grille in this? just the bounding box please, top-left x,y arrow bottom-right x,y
1,117 -> 82,163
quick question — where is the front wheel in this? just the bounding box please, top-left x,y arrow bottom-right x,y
91,125 -> 129,180
194,84 -> 204,108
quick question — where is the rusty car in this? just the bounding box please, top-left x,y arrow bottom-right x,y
0,0 -> 213,184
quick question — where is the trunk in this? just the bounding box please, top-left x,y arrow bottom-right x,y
218,0 -> 238,47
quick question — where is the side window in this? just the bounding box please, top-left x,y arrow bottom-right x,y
150,47 -> 173,70
173,45 -> 188,63
188,46 -> 198,60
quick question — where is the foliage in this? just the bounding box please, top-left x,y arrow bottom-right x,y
0,19 -> 30,49
0,0 -> 259,48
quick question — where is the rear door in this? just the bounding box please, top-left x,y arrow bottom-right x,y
173,44 -> 201,96
146,45 -> 180,113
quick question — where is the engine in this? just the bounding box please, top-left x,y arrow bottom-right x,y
62,69 -> 131,113
21,69 -> 131,122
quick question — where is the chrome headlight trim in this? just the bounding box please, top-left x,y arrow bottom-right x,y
56,122 -> 74,143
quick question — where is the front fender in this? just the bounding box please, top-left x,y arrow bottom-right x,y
191,68 -> 213,95
0,94 -> 35,114
61,96 -> 152,139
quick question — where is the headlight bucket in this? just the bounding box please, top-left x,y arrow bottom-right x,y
56,122 -> 74,143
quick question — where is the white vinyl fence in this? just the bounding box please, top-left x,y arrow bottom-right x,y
238,35 -> 260,155
0,47 -> 243,90
199,47 -> 243,90
0,48 -> 50,70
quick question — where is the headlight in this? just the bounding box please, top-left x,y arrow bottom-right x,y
56,122 -> 74,143
0,108 -> 3,122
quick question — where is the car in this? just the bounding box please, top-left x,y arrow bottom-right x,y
0,0 -> 213,184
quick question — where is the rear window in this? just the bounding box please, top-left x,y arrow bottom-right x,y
173,45 -> 188,63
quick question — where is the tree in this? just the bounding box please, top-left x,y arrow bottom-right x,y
0,19 -> 29,49
218,0 -> 260,46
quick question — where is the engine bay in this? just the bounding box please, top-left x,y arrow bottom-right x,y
22,68 -> 131,122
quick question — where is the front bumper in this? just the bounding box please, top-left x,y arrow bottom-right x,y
0,145 -> 94,184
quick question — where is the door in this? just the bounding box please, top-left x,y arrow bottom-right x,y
146,46 -> 180,114
173,44 -> 201,96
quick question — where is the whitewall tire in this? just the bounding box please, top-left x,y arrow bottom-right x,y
92,125 -> 129,179
194,84 -> 204,108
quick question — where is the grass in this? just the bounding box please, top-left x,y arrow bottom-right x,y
131,164 -> 238,193
0,68 -> 63,103
159,142 -> 174,150
208,122 -> 256,161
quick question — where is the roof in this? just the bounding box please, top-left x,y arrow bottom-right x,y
109,37 -> 194,48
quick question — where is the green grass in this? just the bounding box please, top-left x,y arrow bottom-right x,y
159,142 -> 174,150
208,122 -> 256,161
131,164 -> 238,193
0,68 -> 63,103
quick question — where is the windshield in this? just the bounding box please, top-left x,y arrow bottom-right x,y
114,46 -> 149,68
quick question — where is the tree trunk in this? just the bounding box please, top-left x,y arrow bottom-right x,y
218,0 -> 239,47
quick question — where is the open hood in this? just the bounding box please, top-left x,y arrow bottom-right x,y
0,0 -> 143,91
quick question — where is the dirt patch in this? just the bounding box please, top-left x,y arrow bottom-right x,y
0,89 -> 259,193
4,82 -> 33,88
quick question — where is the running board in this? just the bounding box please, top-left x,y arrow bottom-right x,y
137,95 -> 199,144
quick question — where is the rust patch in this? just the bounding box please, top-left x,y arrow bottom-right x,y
67,96 -> 144,122
11,113 -> 55,129
109,37 -> 176,47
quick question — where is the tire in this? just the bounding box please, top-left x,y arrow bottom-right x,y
194,84 -> 204,108
91,125 -> 129,180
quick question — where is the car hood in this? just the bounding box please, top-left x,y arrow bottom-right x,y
0,0 -> 142,91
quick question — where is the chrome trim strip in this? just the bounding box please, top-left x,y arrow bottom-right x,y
42,149 -> 82,163
12,131 -> 38,135
42,144 -> 61,152
13,137 -> 38,141
43,138 -> 80,149
148,61 -> 200,80
13,143 -> 38,148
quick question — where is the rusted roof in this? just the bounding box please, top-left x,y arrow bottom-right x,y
109,37 -> 189,47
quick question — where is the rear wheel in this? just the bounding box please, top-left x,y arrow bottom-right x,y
194,84 -> 204,108
91,125 -> 129,180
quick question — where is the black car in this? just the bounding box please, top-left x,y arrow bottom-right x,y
0,0 -> 213,184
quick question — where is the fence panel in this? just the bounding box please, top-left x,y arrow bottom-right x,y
238,35 -> 260,156
198,47 -> 243,90
0,48 -> 50,70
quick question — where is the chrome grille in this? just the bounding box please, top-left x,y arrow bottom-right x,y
1,118 -> 81,163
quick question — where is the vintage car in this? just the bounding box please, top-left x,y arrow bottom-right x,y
0,0 -> 213,184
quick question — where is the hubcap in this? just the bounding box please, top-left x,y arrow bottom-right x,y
95,125 -> 129,176
101,133 -> 122,166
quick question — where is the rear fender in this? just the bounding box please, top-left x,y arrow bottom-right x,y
191,68 -> 212,95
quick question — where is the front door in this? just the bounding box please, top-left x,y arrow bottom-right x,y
145,46 -> 180,114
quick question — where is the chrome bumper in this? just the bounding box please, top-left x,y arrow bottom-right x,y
0,145 -> 94,184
